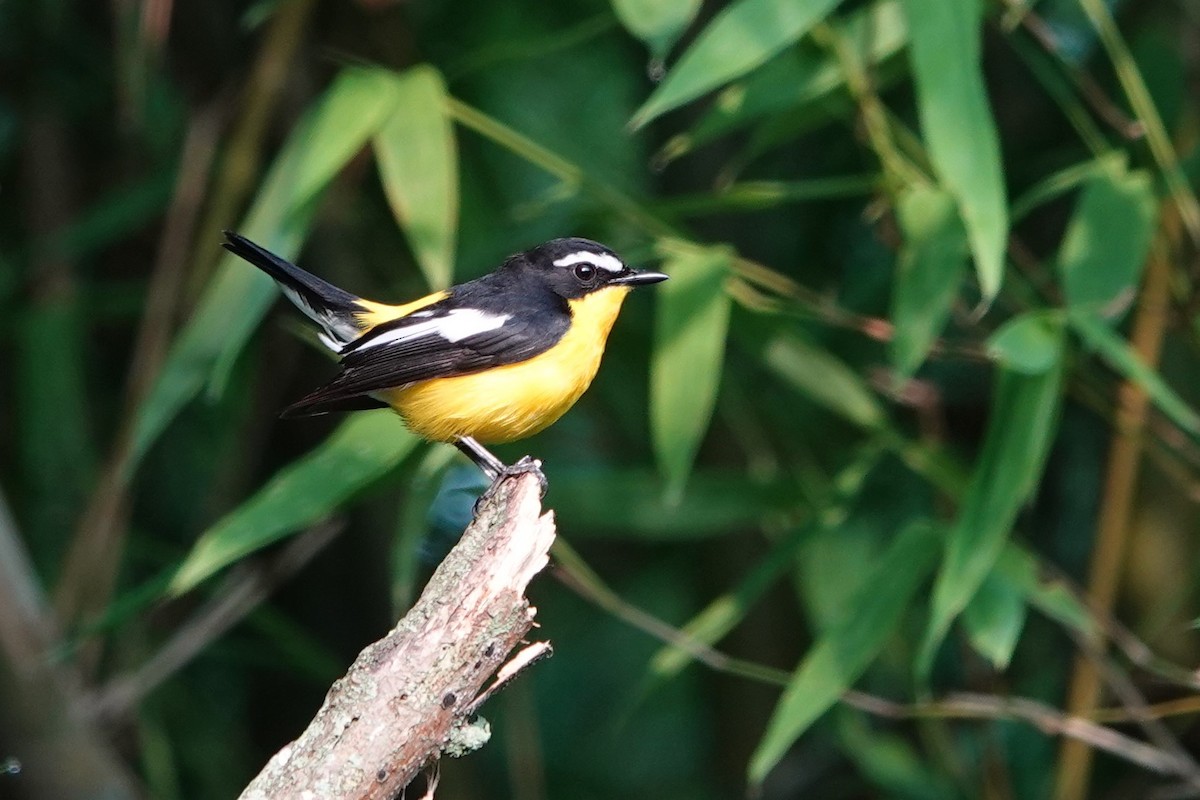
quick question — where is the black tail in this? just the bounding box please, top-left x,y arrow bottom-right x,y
222,231 -> 365,349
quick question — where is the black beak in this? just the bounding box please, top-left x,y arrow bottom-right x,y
610,269 -> 669,287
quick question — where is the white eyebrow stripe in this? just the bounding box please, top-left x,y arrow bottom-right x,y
553,251 -> 624,273
354,308 -> 511,350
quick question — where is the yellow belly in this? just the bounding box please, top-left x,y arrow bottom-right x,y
380,286 -> 631,444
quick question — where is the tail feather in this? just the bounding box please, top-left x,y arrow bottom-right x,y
222,231 -> 364,350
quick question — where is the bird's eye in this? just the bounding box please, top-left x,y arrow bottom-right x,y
573,263 -> 597,282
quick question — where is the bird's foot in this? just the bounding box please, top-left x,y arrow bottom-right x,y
473,456 -> 546,517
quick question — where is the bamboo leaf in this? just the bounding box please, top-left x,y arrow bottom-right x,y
995,543 -> 1099,639
374,66 -> 459,290
890,185 -> 969,377
759,333 -> 886,431
132,67 -> 402,467
651,241 -> 733,497
919,346 -> 1065,674
648,444 -> 884,680
665,0 -> 906,162
169,411 -> 420,594
631,0 -> 843,128
1057,164 -> 1158,321
610,0 -> 701,59
1071,311 -> 1200,434
987,311 -> 1066,375
963,567 -> 1027,669
901,0 -> 1008,303
748,521 -> 941,785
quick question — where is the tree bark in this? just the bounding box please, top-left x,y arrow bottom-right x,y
240,472 -> 555,800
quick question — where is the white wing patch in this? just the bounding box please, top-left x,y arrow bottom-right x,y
553,250 -> 624,274
354,308 -> 511,351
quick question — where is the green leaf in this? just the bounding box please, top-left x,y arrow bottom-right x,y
169,411 -> 420,594
610,0 -> 701,59
1057,164 -> 1158,320
995,543 -> 1099,640
1070,311 -> 1200,433
919,349 -> 1065,675
902,0 -> 1008,303
650,241 -> 733,497
132,67 -> 403,467
631,0 -> 843,128
374,66 -> 459,290
987,311 -> 1066,375
1010,152 -> 1126,223
748,521 -> 941,785
759,333 -> 886,431
555,468 -> 799,539
664,0 -> 907,162
648,443 -> 884,680
962,566 -> 1027,669
890,185 -> 969,377
836,711 -> 957,800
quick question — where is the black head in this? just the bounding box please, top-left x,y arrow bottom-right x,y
511,237 -> 668,300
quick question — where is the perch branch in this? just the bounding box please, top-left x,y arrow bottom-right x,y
239,471 -> 555,800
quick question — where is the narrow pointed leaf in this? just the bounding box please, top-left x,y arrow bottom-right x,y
890,185 -> 969,377
963,567 -> 1027,669
132,67 -> 402,466
748,521 -> 941,785
759,333 -> 885,431
1071,311 -> 1200,433
649,445 -> 883,679
611,0 -> 701,59
1057,164 -> 1158,321
902,0 -> 1007,303
987,311 -> 1066,375
668,0 -> 906,161
374,66 -> 459,290
651,241 -> 733,496
996,543 -> 1099,640
631,0 -> 843,128
169,411 -> 419,594
919,341 -> 1065,674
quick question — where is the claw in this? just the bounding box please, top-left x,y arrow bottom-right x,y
472,456 -> 546,517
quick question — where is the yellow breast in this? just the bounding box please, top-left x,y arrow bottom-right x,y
382,286 -> 632,444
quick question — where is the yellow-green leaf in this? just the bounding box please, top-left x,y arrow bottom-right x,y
963,567 -> 1027,669
902,0 -> 1007,303
611,0 -> 701,59
670,0 -> 906,161
169,411 -> 419,594
748,521 -> 941,785
132,67 -> 402,466
760,333 -> 886,431
651,241 -> 733,498
890,185 -> 969,377
1071,311 -> 1200,433
987,311 -> 1066,375
374,66 -> 459,290
631,0 -> 843,128
1057,164 -> 1158,321
919,349 -> 1065,675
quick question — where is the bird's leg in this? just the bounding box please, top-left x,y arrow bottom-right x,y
454,436 -> 507,480
454,437 -> 547,513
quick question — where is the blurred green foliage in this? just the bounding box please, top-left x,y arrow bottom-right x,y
4,0 -> 1200,798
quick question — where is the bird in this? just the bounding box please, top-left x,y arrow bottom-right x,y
222,231 -> 668,486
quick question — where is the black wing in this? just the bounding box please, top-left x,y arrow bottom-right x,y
281,308 -> 568,417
